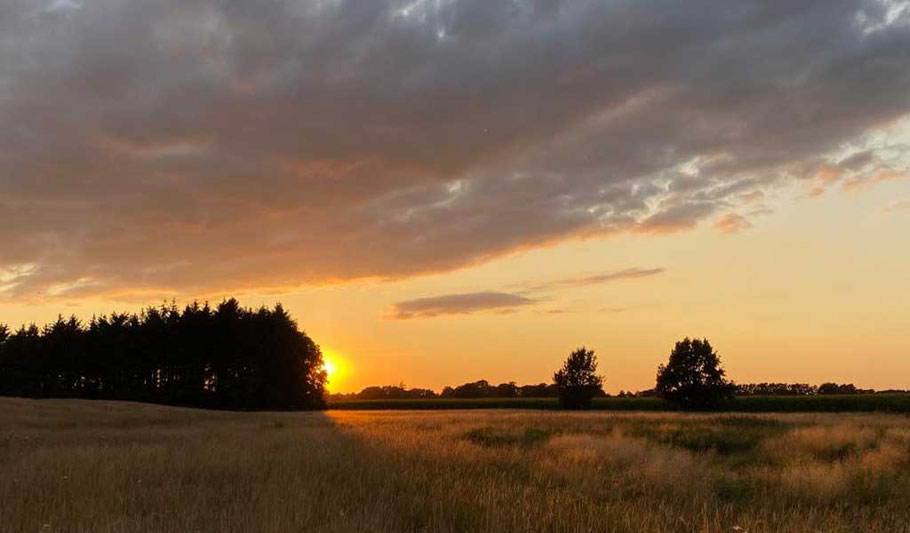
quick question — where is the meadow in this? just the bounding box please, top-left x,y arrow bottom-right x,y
1,398 -> 909,532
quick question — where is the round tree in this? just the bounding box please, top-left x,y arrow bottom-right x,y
553,347 -> 604,409
655,338 -> 735,409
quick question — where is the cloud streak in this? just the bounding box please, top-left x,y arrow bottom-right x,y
1,0 -> 909,300
388,292 -> 535,320
393,266 -> 663,319
517,267 -> 665,292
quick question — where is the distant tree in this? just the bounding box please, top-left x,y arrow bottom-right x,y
553,347 -> 604,409
449,380 -> 493,398
354,385 -> 437,400
818,382 -> 858,395
518,383 -> 558,397
406,387 -> 437,399
495,382 -> 518,398
655,338 -> 735,409
736,383 -> 817,396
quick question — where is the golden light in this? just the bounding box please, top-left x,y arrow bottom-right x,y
322,358 -> 337,379
320,350 -> 346,392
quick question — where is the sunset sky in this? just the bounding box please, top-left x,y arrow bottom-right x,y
1,0 -> 909,393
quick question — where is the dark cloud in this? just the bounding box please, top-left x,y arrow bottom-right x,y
838,150 -> 877,171
388,291 -> 535,319
1,0 -> 909,299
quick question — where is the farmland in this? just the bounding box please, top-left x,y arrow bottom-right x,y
328,393 -> 910,412
2,398 -> 909,532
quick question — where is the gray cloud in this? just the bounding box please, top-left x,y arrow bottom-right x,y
393,266 -> 662,319
389,291 -> 535,319
1,0 -> 909,300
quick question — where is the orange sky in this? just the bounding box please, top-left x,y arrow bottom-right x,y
4,177 -> 908,393
1,1 -> 909,393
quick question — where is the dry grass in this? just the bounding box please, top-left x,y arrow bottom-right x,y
1,399 -> 909,532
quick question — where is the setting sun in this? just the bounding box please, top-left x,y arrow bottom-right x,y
320,352 -> 346,392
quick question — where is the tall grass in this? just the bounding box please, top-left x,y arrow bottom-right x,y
1,398 -> 908,532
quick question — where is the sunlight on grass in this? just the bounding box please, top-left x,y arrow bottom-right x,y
1,399 -> 908,532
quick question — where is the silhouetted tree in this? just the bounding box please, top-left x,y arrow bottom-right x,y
446,380 -> 493,398
818,382 -> 858,395
495,381 -> 518,398
332,381 -> 562,400
517,383 -> 559,397
0,299 -> 326,410
655,338 -> 735,409
349,385 -> 438,400
736,383 -> 817,396
553,347 -> 604,409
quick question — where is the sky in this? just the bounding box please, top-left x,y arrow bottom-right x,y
1,0 -> 909,393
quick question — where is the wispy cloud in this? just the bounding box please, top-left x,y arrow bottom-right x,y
392,267 -> 663,319
388,292 -> 535,320
517,267 -> 665,293
884,198 -> 910,213
715,213 -> 752,234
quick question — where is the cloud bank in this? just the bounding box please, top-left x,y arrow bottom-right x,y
1,0 -> 909,299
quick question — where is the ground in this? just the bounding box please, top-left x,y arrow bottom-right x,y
1,398 -> 909,532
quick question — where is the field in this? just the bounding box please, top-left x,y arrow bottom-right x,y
2,398 -> 909,532
328,393 -> 910,412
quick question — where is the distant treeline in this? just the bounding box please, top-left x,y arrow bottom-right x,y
619,382 -> 885,397
738,382 -> 883,396
328,380 -> 600,401
0,300 -> 326,410
331,380 -> 904,401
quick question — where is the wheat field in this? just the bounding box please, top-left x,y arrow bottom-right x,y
1,398 -> 908,532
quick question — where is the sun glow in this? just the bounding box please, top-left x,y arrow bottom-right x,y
322,358 -> 337,377
321,351 -> 346,392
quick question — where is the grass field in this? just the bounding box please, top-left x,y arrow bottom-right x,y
2,398 -> 909,532
328,393 -> 910,412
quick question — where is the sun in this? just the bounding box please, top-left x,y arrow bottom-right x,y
322,357 -> 337,379
320,352 -> 345,392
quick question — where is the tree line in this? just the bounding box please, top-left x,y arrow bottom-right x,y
334,339 -> 903,410
556,339 -> 901,409
328,380 -> 582,401
331,379 -> 883,402
2,304 -> 901,413
0,299 -> 326,410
